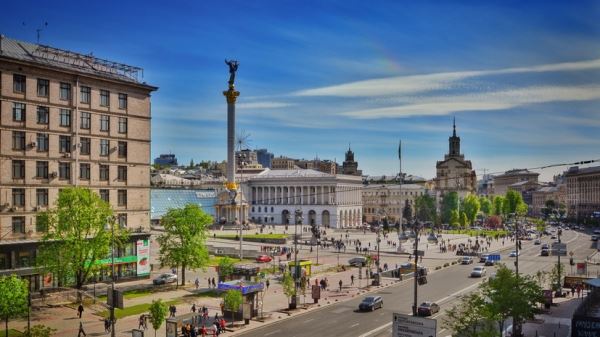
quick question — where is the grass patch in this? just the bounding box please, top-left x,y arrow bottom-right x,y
6,330 -> 23,337
444,229 -> 509,238
184,289 -> 221,298
98,299 -> 180,319
96,288 -> 154,302
215,234 -> 287,240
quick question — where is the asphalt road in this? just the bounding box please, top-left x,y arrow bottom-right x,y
237,229 -> 596,337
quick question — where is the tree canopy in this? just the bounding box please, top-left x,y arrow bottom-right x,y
149,299 -> 168,337
441,192 -> 459,224
37,187 -> 126,289
479,196 -> 492,217
218,256 -> 236,282
443,293 -> 496,337
492,196 -> 504,217
223,290 -> 243,324
462,194 -> 480,226
0,275 -> 29,337
415,194 -> 437,223
157,204 -> 212,285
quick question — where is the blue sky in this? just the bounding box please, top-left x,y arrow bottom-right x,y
2,1 -> 599,181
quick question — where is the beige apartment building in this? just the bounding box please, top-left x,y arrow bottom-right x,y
362,184 -> 426,224
0,35 -> 156,289
565,166 -> 600,221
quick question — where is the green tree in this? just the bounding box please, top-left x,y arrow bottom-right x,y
481,265 -> 544,337
479,196 -> 492,217
493,196 -> 504,217
459,211 -> 468,228
37,187 -> 125,289
149,299 -> 168,337
544,199 -> 556,211
441,192 -> 459,224
22,325 -> 57,337
450,210 -> 460,228
281,271 -> 296,308
218,256 -> 236,282
415,194 -> 437,223
157,204 -> 212,286
549,263 -> 565,292
402,200 -> 413,223
503,190 -> 525,217
222,290 -> 243,325
0,275 -> 29,337
444,293 -> 496,337
462,194 -> 480,226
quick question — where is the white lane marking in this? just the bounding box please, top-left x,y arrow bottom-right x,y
436,281 -> 482,304
304,318 -> 314,323
357,322 -> 392,337
351,323 -> 360,328
265,330 -> 281,336
439,328 -> 446,334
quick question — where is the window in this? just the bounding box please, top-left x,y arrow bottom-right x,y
118,93 -> 127,109
80,112 -> 91,129
37,133 -> 49,152
118,141 -> 127,158
12,131 -> 25,150
36,189 -> 48,207
99,165 -> 109,181
59,109 -> 71,127
59,135 -> 71,153
36,161 -> 49,179
117,214 -> 127,227
100,139 -> 109,156
12,189 -> 25,207
100,115 -> 110,131
37,79 -> 49,97
36,215 -> 48,233
100,90 -> 110,107
12,217 -> 25,234
59,82 -> 71,100
118,117 -> 128,133
80,86 -> 91,103
13,103 -> 25,121
12,160 -> 25,179
13,74 -> 25,93
118,190 -> 127,206
80,163 -> 90,180
99,189 -> 109,202
59,162 -> 71,179
80,137 -> 90,155
37,106 -> 49,124
117,166 -> 127,181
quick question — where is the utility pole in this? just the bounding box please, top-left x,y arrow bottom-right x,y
412,221 -> 420,316
110,216 -> 116,337
292,209 -> 302,309
513,213 -> 521,337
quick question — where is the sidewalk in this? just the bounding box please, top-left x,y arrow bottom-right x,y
521,293 -> 584,337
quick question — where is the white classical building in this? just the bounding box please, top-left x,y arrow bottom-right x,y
244,169 -> 363,228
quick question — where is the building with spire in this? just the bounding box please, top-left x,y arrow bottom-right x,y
340,145 -> 362,176
434,118 -> 477,198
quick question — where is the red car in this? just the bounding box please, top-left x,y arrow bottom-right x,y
256,255 -> 272,263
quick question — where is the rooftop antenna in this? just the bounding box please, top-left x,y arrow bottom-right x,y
36,22 -> 48,44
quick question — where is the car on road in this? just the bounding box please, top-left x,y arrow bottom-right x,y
479,254 -> 490,263
471,266 -> 487,277
541,243 -> 549,249
417,301 -> 440,316
551,235 -> 557,239
460,256 -> 474,265
591,235 -> 598,242
534,239 -> 541,245
484,258 -> 496,266
399,262 -> 423,274
348,257 -> 367,267
541,248 -> 550,256
153,273 -> 177,285
358,296 -> 383,311
256,255 -> 273,263
509,250 -> 520,257
594,229 -> 600,235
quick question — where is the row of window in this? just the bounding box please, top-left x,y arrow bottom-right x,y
12,160 -> 128,181
12,74 -> 128,108
11,131 -> 128,157
11,103 -> 128,133
9,188 -> 127,209
10,213 -> 128,234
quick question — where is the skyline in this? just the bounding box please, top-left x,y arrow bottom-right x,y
1,1 -> 599,181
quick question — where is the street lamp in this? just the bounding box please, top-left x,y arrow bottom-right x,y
291,209 -> 303,309
108,216 -> 116,337
411,220 -> 423,316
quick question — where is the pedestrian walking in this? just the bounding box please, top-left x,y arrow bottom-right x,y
339,279 -> 343,292
350,274 -> 354,286
195,277 -> 200,290
77,321 -> 87,337
192,303 -> 197,313
139,314 -> 145,329
104,318 -> 111,333
77,304 -> 84,318
212,277 -> 216,288
266,279 -> 270,290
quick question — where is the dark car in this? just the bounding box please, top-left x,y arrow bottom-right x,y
417,301 -> 440,316
484,258 -> 495,266
358,296 -> 383,311
541,248 -> 550,256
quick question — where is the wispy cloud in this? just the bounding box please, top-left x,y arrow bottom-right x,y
340,85 -> 600,119
293,58 -> 600,97
237,101 -> 293,109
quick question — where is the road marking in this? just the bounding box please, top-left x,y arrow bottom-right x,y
304,318 -> 314,323
439,328 -> 446,334
351,323 -> 360,328
357,322 -> 392,337
436,281 -> 482,304
264,330 -> 281,336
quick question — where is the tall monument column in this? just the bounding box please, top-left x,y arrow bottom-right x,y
223,59 -> 240,189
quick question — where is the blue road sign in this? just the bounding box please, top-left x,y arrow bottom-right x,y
488,254 -> 501,261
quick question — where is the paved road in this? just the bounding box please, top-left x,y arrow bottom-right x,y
237,229 -> 596,337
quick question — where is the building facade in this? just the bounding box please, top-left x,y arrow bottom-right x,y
531,185 -> 566,218
272,156 -> 296,170
340,146 -> 362,176
492,169 -> 539,197
0,35 -> 156,289
434,119 -> 476,198
256,148 -> 273,169
245,169 -> 363,228
362,184 -> 426,224
565,166 -> 600,220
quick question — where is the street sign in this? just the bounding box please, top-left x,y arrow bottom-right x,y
488,254 -> 501,261
415,250 -> 425,257
392,313 -> 437,337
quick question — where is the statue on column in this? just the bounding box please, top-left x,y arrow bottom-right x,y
225,59 -> 239,88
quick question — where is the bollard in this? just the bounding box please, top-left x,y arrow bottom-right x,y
535,330 -> 538,337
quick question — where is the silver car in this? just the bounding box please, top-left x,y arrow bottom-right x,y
153,273 -> 177,285
471,266 -> 486,278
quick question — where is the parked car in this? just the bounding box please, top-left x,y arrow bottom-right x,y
460,256 -> 474,265
399,262 -> 421,273
471,266 -> 487,277
509,251 -> 520,257
541,248 -> 550,256
358,296 -> 383,311
348,257 -> 367,267
417,301 -> 440,316
591,235 -> 598,242
479,254 -> 490,263
256,255 -> 273,263
593,229 -> 600,235
534,239 -> 541,245
153,273 -> 177,285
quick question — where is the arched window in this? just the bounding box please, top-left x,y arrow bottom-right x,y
271,207 -> 274,213
252,207 -> 255,212
258,207 -> 261,212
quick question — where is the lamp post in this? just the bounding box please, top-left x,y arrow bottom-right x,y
412,220 -> 422,316
292,209 -> 303,309
109,216 -> 116,337
513,213 -> 522,337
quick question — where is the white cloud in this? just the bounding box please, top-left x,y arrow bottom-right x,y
341,85 -> 600,119
237,101 -> 293,109
294,58 -> 600,97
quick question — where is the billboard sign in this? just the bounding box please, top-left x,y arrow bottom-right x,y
136,239 -> 151,276
392,313 -> 436,337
